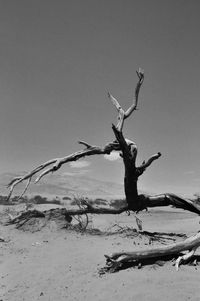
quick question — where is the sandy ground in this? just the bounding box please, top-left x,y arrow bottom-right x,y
0,205 -> 200,301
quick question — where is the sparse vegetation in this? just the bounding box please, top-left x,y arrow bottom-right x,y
0,194 -> 62,206
29,195 -> 62,205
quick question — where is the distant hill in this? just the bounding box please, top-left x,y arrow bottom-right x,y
0,172 -> 126,199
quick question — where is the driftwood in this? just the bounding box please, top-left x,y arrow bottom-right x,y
103,232 -> 200,273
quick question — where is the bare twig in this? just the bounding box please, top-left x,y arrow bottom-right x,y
108,68 -> 144,132
15,177 -> 32,202
107,92 -> 122,112
125,68 -> 144,118
78,140 -> 93,149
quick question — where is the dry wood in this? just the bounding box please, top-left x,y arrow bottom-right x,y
175,246 -> 198,271
104,232 -> 200,272
6,206 -> 129,227
108,68 -> 144,132
6,141 -> 120,200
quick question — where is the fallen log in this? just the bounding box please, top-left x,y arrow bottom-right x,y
104,232 -> 200,272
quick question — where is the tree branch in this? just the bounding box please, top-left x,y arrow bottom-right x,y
108,68 -> 144,132
175,246 -> 198,271
78,140 -> 93,149
6,140 -> 122,200
110,232 -> 200,260
104,232 -> 200,272
137,152 -> 162,176
142,193 -> 200,215
124,68 -> 144,118
112,124 -> 132,160
107,92 -> 122,113
6,205 -> 129,227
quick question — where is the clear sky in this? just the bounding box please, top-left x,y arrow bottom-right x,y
0,0 -> 200,196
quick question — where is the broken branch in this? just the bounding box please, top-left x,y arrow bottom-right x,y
104,232 -> 200,272
137,152 -> 162,176
175,246 -> 198,271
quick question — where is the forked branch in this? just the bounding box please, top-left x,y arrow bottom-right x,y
108,68 -> 144,132
6,141 -> 121,200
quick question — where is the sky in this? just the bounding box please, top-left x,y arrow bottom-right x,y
0,0 -> 200,196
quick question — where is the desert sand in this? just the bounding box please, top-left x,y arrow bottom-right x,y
0,205 -> 200,301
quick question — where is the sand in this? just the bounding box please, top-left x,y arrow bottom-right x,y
0,205 -> 200,301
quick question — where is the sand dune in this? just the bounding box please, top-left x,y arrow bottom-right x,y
0,205 -> 200,301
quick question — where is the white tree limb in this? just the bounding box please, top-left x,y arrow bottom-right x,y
175,246 -> 198,271
104,232 -> 200,272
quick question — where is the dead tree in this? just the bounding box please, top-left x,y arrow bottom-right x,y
6,68 -> 200,271
7,68 -> 200,215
